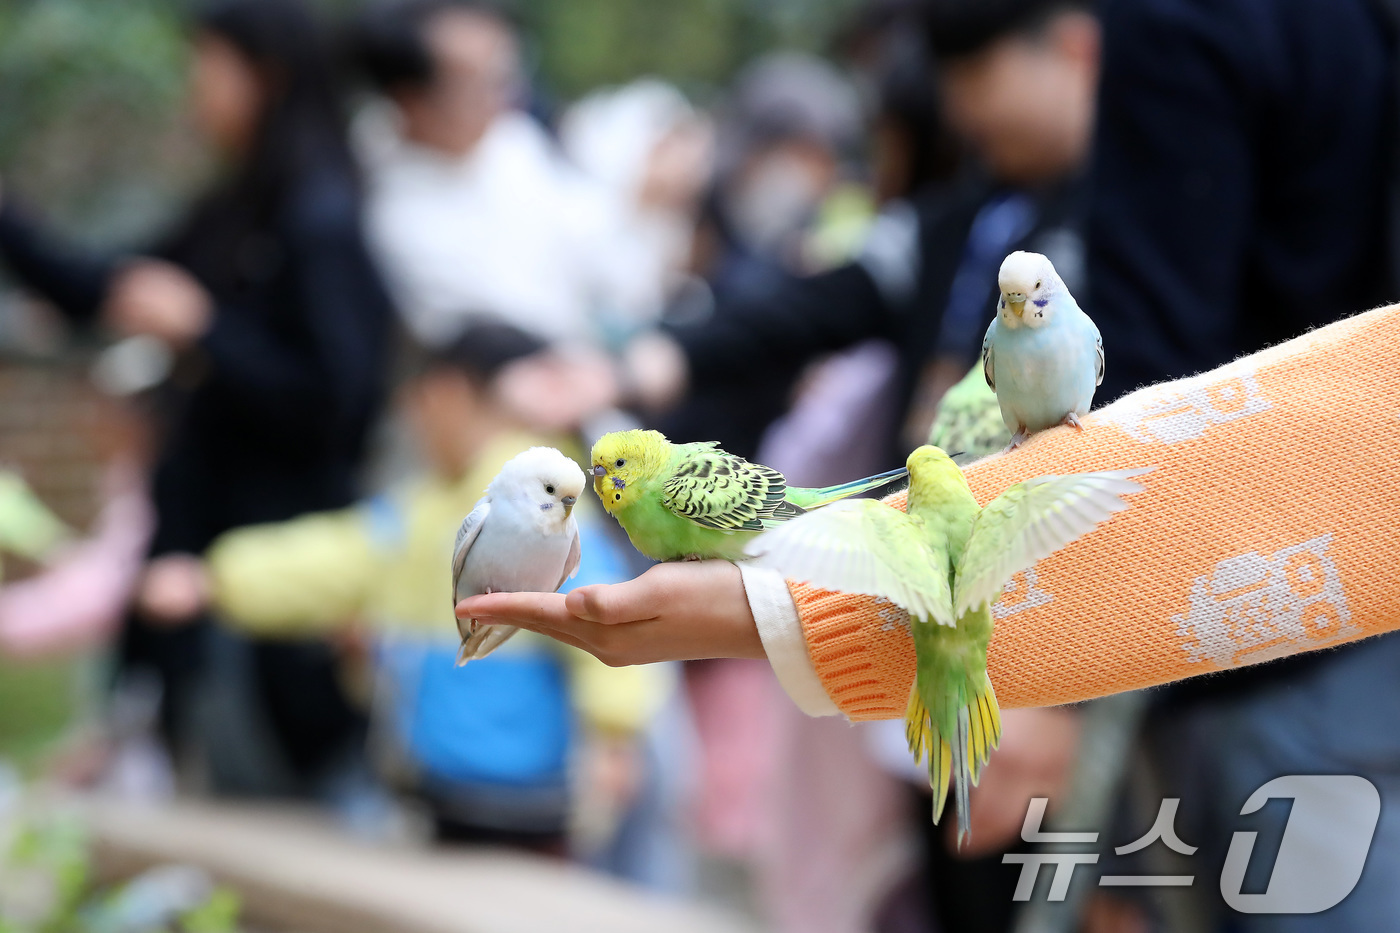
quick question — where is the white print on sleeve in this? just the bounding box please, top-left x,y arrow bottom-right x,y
1175,533 -> 1356,668
993,568 -> 1053,619
1104,370 -> 1271,445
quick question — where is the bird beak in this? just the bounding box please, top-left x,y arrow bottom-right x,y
561,495 -> 577,513
591,465 -> 607,477
1004,293 -> 1027,318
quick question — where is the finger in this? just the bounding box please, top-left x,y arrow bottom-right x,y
456,592 -> 570,627
460,596 -> 612,658
565,581 -> 656,625
486,619 -> 596,655
567,560 -> 738,624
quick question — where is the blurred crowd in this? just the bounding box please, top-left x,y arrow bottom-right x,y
1,0 -> 1398,931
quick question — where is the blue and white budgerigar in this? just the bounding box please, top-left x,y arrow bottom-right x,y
452,447 -> 585,664
982,251 -> 1103,448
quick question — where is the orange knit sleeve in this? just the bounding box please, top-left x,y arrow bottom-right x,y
794,302 -> 1400,720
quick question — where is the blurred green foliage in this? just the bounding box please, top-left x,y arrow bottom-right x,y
0,792 -> 243,933
0,658 -> 82,771
518,0 -> 860,100
0,0 -> 857,241
0,0 -> 198,245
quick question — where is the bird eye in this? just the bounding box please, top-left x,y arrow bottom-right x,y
615,458 -> 625,468
1035,280 -> 1042,289
545,484 -> 555,495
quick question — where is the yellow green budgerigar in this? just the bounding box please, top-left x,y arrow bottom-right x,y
928,365 -> 1012,461
589,430 -> 908,562
747,445 -> 1149,843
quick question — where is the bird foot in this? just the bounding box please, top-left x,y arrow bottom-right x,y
1004,430 -> 1029,452
1061,412 -> 1085,432
682,554 -> 702,562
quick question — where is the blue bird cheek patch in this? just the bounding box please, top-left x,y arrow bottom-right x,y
1033,298 -> 1049,308
612,477 -> 626,490
539,502 -> 553,511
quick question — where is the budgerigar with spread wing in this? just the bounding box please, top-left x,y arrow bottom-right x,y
748,445 -> 1149,843
589,429 -> 908,562
982,251 -> 1103,448
452,447 -> 585,664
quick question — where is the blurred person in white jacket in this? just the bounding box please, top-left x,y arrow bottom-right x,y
348,0 -> 706,347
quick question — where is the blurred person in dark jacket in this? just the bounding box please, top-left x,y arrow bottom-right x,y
659,51 -> 865,459
1090,0 -> 1393,401
1083,1 -> 1398,930
0,0 -> 394,794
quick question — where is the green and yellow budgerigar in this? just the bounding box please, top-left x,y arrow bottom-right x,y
589,429 -> 907,562
928,365 -> 1012,461
748,445 -> 1149,842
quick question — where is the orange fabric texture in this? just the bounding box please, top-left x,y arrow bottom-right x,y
794,303 -> 1400,719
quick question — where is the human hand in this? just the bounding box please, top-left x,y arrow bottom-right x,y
135,553 -> 211,626
637,118 -> 714,214
619,331 -> 687,412
493,347 -> 621,433
957,706 -> 1082,857
584,732 -> 643,812
103,259 -> 213,349
455,560 -> 765,666
1082,892 -> 1151,933
572,730 -> 646,850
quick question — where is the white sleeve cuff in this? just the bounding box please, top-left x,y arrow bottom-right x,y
738,563 -> 840,717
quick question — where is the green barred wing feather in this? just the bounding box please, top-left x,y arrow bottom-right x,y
928,365 -> 1011,460
661,444 -> 802,532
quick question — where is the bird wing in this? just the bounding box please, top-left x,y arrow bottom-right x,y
746,499 -> 955,626
450,495 -> 491,603
953,468 -> 1151,618
927,366 -> 1011,458
981,318 -> 997,392
661,446 -> 797,531
555,522 -> 582,591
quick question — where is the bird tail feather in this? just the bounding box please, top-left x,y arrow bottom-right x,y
792,467 -> 909,509
905,671 -> 1002,848
456,623 -> 517,665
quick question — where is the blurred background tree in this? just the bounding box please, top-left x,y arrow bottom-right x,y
0,0 -> 859,243
0,0 -> 197,246
519,0 -> 860,100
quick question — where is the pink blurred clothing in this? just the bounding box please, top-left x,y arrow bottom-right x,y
757,339 -> 900,487
686,659 -> 918,933
685,658 -> 783,857
759,711 -> 918,933
0,463 -> 153,658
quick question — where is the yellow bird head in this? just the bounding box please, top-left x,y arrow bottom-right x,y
905,445 -> 972,499
590,429 -> 670,514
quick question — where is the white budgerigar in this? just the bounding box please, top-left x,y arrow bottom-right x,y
981,250 -> 1103,448
452,447 -> 585,664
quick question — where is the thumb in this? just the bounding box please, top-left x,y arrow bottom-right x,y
565,578 -> 653,624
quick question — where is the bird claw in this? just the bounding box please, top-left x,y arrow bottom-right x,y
1004,430 -> 1029,452
1061,412 -> 1085,432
